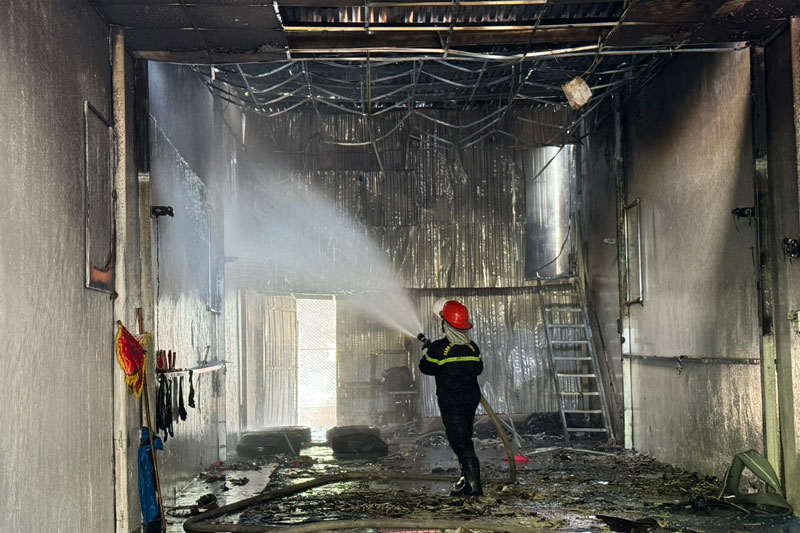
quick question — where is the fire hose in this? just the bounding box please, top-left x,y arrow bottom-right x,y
184,335 -> 518,532
184,395 -> 517,532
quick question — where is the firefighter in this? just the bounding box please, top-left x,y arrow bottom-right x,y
419,300 -> 483,496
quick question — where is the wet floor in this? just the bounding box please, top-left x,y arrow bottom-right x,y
169,430 -> 800,532
164,459 -> 277,532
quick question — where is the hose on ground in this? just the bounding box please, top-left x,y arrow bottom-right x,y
480,394 -> 516,483
184,394 -> 516,532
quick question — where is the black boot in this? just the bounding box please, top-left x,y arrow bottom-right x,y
450,460 -> 471,496
464,458 -> 483,496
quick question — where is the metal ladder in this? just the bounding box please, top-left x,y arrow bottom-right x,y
541,304 -> 613,444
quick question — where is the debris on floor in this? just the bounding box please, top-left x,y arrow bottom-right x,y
596,512 -> 659,532
175,435 -> 800,533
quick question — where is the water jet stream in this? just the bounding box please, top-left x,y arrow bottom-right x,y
227,179 -> 422,337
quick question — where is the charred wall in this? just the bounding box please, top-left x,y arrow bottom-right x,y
225,110 -> 530,291
581,50 -> 763,476
221,105 -> 574,421
147,63 -> 230,494
0,1 -> 122,531
579,100 -> 625,439
764,25 -> 800,513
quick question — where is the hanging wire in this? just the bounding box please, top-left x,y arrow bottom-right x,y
189,3 -> 730,149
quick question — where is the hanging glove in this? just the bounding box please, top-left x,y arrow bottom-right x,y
156,374 -> 166,433
178,376 -> 188,421
188,370 -> 196,408
156,373 -> 174,441
164,377 -> 174,439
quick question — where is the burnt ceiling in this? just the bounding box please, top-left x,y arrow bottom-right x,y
91,1 -> 800,132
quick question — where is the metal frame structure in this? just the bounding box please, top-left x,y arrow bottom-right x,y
193,44 -> 734,148
91,0 -> 796,147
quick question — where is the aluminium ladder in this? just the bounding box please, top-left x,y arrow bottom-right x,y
541,304 -> 613,444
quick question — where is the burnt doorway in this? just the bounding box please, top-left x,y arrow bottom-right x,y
296,297 -> 337,428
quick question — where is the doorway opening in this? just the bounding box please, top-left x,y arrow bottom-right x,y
296,297 -> 337,428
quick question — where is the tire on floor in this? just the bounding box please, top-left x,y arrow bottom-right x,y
326,425 -> 388,459
236,426 -> 311,457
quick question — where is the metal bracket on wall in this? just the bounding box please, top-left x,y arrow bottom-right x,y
731,207 -> 756,218
623,198 -> 643,306
782,237 -> 800,258
787,310 -> 800,333
151,205 -> 174,218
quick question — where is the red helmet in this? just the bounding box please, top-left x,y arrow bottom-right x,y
440,300 -> 473,330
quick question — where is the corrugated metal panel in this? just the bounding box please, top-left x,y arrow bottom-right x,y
336,296 -> 414,425
333,285 -> 580,421
223,107 -> 581,422
243,293 -> 298,428
227,108 -> 576,292
415,286 -> 577,416
280,2 -> 624,25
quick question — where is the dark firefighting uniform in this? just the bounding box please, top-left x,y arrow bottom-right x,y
419,338 -> 483,462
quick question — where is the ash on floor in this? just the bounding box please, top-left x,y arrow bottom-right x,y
178,435 -> 800,532
165,457 -> 277,533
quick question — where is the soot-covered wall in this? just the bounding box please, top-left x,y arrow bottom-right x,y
150,63 -> 578,430
221,104 -> 575,420
147,63 -> 229,495
0,2 -> 128,531
764,26 -> 800,512
582,50 -> 763,476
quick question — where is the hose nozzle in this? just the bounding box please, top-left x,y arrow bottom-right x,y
416,333 -> 431,349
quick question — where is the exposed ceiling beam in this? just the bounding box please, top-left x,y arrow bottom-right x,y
134,42 -> 745,64
282,20 -> 658,32
287,27 -> 606,47
286,43 -> 745,59
134,50 -> 289,62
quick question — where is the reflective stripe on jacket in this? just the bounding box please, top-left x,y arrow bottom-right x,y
419,338 -> 483,408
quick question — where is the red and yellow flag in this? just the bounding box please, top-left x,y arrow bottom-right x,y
115,321 -> 149,398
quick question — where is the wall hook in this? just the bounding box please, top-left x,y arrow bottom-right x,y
151,205 -> 174,218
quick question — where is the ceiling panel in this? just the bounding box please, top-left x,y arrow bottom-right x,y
93,4 -> 191,28
125,28 -> 206,50
200,29 -> 288,49
187,5 -> 282,29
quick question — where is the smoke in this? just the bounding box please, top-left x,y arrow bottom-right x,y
226,177 -> 422,338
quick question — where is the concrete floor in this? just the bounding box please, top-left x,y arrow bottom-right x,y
167,431 -> 800,532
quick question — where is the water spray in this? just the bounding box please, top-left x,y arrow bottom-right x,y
416,333 -> 431,349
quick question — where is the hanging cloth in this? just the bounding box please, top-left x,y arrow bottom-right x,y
178,376 -> 188,421
188,370 -> 196,408
156,375 -> 166,434
156,373 -> 174,441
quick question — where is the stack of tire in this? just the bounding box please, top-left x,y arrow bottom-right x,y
236,426 -> 311,458
326,425 -> 388,460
